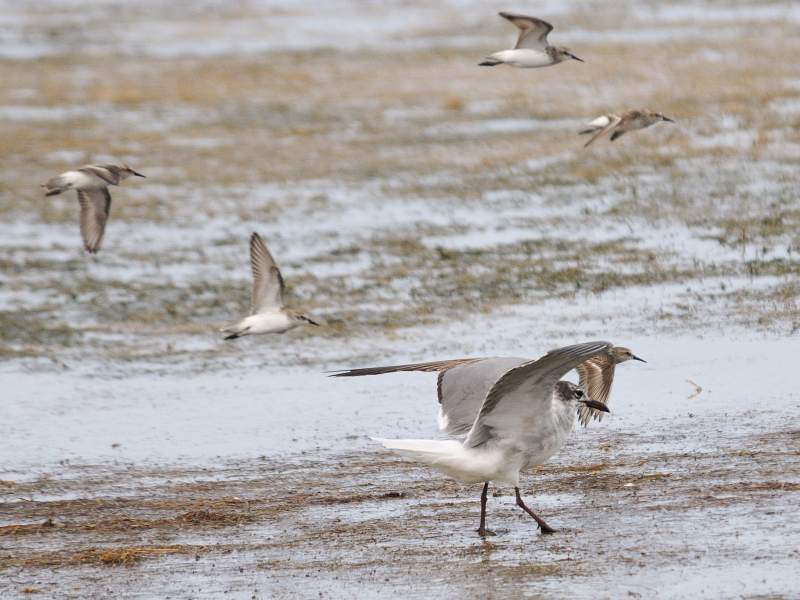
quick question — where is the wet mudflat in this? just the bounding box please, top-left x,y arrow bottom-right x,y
2,0 -> 800,598
3,411 -> 799,599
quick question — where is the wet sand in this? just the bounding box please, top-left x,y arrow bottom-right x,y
4,415 -> 799,599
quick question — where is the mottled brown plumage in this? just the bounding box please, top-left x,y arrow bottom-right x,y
576,346 -> 645,426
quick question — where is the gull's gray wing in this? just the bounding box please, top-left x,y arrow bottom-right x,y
77,188 -> 112,253
329,358 -> 484,378
576,354 -> 616,426
250,232 -> 285,314
464,341 -> 612,448
499,12 -> 553,50
438,357 -> 528,436
79,164 -> 122,186
583,114 -> 623,147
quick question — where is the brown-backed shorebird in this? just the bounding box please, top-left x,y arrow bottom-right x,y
580,109 -> 674,147
41,163 -> 145,253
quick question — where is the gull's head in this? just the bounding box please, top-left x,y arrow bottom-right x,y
121,165 -> 146,179
552,46 -> 583,63
556,381 -> 609,412
609,346 -> 646,365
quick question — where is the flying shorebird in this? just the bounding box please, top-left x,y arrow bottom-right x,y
220,232 -> 319,340
479,12 -> 583,68
41,163 -> 145,253
332,341 -> 619,536
580,109 -> 675,147
576,347 -> 645,426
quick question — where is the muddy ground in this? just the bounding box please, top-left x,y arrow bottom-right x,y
3,415 -> 799,599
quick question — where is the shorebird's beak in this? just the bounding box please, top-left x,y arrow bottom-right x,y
580,399 -> 610,413
632,355 -> 647,363
305,317 -> 320,326
570,54 -> 584,62
132,171 -> 146,178
662,117 -> 675,123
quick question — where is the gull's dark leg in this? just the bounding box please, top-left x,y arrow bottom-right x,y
476,482 -> 496,537
515,487 -> 556,534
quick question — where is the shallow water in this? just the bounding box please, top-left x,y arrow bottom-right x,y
1,0 -> 799,598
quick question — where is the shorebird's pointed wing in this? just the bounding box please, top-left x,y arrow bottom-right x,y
583,114 -> 623,147
79,164 -> 122,186
464,341 -> 612,448
250,232 -> 285,314
576,354 -> 616,426
499,12 -> 553,50
77,188 -> 112,253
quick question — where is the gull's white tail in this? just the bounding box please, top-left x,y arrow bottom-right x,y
372,438 -> 508,485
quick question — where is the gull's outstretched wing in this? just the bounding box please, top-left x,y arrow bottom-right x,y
77,188 -> 112,253
499,12 -> 553,50
250,232 -> 285,314
438,357 -> 528,436
79,164 -> 123,186
464,341 -> 612,448
330,357 -> 529,436
583,114 -> 623,147
330,358 -> 484,378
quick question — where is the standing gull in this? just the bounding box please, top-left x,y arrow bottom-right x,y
220,232 -> 319,340
333,342 -> 616,536
580,109 -> 674,147
41,163 -> 145,253
479,12 -> 583,68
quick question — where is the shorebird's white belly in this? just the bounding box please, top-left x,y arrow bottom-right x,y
492,49 -> 552,68
60,170 -> 108,189
243,311 -> 298,335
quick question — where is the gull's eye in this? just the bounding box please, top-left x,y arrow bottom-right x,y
575,389 -> 584,399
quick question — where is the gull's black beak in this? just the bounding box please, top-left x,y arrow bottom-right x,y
662,117 -> 675,123
571,54 -> 584,62
633,355 -> 647,363
580,399 -> 610,413
133,171 -> 146,178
